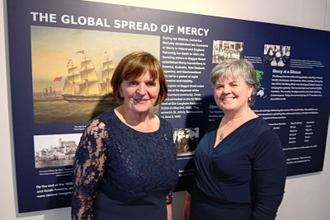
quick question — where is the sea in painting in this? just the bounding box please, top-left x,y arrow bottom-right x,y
33,98 -> 120,124
34,98 -> 159,124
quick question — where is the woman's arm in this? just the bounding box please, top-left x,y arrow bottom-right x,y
251,130 -> 287,220
165,190 -> 173,220
71,119 -> 108,220
166,204 -> 173,220
183,191 -> 191,220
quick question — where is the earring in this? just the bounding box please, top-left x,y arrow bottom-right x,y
248,97 -> 251,102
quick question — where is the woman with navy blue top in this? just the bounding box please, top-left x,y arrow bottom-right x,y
184,59 -> 287,220
71,52 -> 178,220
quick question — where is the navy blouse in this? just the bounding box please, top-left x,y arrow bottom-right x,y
71,109 -> 178,220
192,117 -> 287,220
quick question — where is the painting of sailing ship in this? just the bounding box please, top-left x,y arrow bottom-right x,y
31,26 -> 160,124
60,50 -> 115,102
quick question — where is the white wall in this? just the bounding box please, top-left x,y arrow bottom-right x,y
1,0 -> 329,219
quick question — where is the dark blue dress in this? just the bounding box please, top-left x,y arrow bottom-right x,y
71,109 -> 178,220
190,117 -> 287,220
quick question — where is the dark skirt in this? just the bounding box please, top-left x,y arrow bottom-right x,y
189,188 -> 252,220
93,187 -> 167,220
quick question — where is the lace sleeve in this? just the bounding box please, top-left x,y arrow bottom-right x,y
71,119 -> 108,220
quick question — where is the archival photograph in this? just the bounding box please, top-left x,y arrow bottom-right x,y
263,44 -> 291,67
34,133 -> 82,168
173,127 -> 199,155
212,40 -> 243,63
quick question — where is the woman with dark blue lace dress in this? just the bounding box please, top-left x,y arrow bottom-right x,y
71,51 -> 178,220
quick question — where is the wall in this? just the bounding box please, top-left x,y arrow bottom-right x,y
1,0 -> 329,219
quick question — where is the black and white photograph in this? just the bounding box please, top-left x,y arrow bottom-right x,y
173,127 -> 199,155
34,133 -> 81,168
263,44 -> 290,67
212,40 -> 243,63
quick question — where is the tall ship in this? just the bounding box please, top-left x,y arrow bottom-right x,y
61,51 -> 115,102
99,58 -> 115,96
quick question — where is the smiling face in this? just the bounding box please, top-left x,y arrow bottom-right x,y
119,70 -> 160,115
214,75 -> 253,115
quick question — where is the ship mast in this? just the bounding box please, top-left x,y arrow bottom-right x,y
78,51 -> 99,96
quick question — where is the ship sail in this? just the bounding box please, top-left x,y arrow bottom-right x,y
80,67 -> 98,82
67,66 -> 80,84
78,57 -> 99,95
78,80 -> 99,96
61,65 -> 80,95
80,59 -> 98,81
60,52 -> 115,102
101,60 -> 115,81
61,79 -> 74,95
99,59 -> 115,95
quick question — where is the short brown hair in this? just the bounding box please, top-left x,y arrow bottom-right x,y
111,51 -> 168,106
210,59 -> 258,106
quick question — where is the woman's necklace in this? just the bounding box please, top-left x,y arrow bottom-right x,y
219,133 -> 225,141
218,118 -> 240,141
217,109 -> 257,143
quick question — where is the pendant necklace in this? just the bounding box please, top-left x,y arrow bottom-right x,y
219,119 -> 227,141
219,133 -> 225,141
